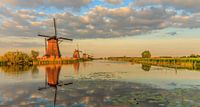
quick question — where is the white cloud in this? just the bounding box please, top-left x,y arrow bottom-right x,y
0,1 -> 200,39
2,0 -> 91,9
134,0 -> 200,12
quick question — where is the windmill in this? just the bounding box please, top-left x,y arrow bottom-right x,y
73,44 -> 82,59
82,52 -> 93,60
38,18 -> 73,58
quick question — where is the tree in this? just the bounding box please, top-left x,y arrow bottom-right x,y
141,50 -> 151,58
3,51 -> 32,65
31,50 -> 39,60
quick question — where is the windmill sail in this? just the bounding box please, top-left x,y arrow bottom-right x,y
45,38 -> 47,55
38,34 -> 51,38
53,18 -> 57,36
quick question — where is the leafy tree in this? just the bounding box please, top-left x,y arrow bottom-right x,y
3,51 -> 32,65
31,50 -> 39,59
141,50 -> 151,58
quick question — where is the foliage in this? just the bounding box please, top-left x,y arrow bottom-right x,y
189,54 -> 200,58
2,51 -> 32,65
141,50 -> 151,58
31,50 -> 39,59
0,56 -> 4,61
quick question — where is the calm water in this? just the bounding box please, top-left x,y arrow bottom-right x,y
0,60 -> 200,106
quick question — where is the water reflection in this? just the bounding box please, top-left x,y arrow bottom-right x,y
0,65 -> 34,78
73,63 -> 80,75
141,64 -> 151,72
1,65 -> 32,73
46,64 -> 61,87
0,61 -> 200,106
31,65 -> 39,76
38,64 -> 72,107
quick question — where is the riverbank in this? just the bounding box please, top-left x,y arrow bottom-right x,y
0,58 -> 93,66
107,57 -> 200,70
33,58 -> 92,65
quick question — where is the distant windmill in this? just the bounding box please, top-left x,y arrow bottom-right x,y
73,44 -> 82,59
82,50 -> 93,59
38,18 -> 73,58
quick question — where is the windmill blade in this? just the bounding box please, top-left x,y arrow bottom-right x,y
53,18 -> 57,36
58,37 -> 73,41
38,34 -> 51,38
45,38 -> 47,54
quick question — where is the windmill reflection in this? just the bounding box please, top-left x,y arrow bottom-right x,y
38,64 -> 72,107
73,62 -> 80,74
46,64 -> 61,86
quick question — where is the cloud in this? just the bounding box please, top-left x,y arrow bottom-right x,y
47,6 -> 175,38
170,13 -> 200,28
2,0 -> 91,10
104,0 -> 123,5
133,0 -> 200,13
0,1 -> 200,39
0,6 -> 48,37
166,31 -> 177,36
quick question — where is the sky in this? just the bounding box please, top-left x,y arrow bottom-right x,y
0,0 -> 200,57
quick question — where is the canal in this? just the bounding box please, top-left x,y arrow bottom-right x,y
0,60 -> 200,106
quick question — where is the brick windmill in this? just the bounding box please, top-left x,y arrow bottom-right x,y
38,18 -> 73,59
73,44 -> 82,59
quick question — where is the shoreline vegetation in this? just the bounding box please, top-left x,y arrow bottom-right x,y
107,50 -> 200,71
107,57 -> 200,70
0,51 -> 93,66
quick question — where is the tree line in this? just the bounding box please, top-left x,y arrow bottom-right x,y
0,50 -> 39,65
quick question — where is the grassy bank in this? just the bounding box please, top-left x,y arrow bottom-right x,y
107,57 -> 200,70
0,58 -> 93,66
33,58 -> 92,65
0,51 -> 93,66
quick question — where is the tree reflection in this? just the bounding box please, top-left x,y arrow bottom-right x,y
31,65 -> 39,75
141,64 -> 151,72
0,65 -> 32,75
